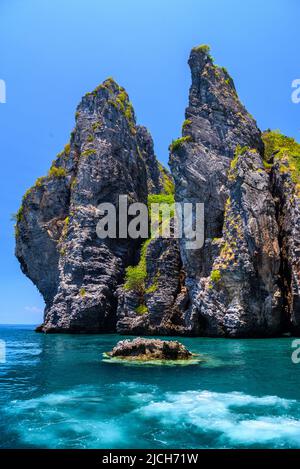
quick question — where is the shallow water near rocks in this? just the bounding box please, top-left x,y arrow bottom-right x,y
102,352 -> 204,366
1,325 -> 300,449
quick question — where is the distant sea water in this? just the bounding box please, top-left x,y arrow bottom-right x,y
1,325 -> 300,449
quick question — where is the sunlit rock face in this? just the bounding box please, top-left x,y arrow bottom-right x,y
106,338 -> 193,361
16,47 -> 300,337
264,131 -> 300,334
169,45 -> 282,336
194,148 -> 282,337
16,79 -> 171,333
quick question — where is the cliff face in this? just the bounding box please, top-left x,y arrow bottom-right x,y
16,78 -> 171,332
15,46 -> 300,337
116,234 -> 186,335
195,148 -> 282,336
273,170 -> 300,333
169,45 -> 282,336
263,131 -> 300,333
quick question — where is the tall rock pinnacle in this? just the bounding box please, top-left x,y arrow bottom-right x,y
15,78 -> 170,332
169,45 -> 282,336
15,47 -> 300,337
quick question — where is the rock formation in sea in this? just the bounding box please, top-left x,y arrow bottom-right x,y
105,338 -> 193,361
15,78 -> 173,332
263,131 -> 300,334
168,45 -> 282,336
15,45 -> 300,337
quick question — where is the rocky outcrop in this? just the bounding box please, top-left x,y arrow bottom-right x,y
116,233 -> 189,335
263,131 -> 300,333
15,173 -> 70,309
170,45 -> 262,274
105,338 -> 193,360
168,44 -> 280,336
15,78 -> 171,332
194,148 -> 282,336
137,125 -> 173,194
273,174 -> 300,333
16,46 -> 300,337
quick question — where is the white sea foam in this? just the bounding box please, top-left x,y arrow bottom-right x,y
5,384 -> 300,448
137,390 -> 300,447
8,385 -> 127,448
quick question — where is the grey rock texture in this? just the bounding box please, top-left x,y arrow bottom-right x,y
16,46 -> 300,337
169,45 -> 269,335
273,173 -> 300,333
264,132 -> 300,333
195,149 -> 282,336
15,172 -> 70,309
170,46 -> 262,262
16,78 -> 170,332
116,234 -> 189,335
106,338 -> 193,360
136,125 -> 172,194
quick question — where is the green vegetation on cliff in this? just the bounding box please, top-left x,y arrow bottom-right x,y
82,149 -> 97,157
135,304 -> 148,315
158,163 -> 175,195
147,193 -> 175,208
103,78 -> 136,135
124,192 -> 175,294
182,119 -> 192,131
169,136 -> 193,153
192,44 -> 212,60
124,238 -> 150,292
262,130 -> 300,191
48,166 -> 67,178
228,145 -> 249,179
210,269 -> 221,283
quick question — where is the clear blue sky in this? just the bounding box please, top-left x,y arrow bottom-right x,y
0,0 -> 299,324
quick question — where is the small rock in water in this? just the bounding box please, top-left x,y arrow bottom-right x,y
106,338 -> 193,361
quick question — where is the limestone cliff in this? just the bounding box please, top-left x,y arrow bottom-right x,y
15,46 -> 300,337
16,78 -> 171,332
194,148 -> 282,336
116,226 -> 187,336
263,131 -> 300,333
169,46 -> 284,336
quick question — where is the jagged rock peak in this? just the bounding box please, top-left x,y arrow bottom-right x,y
77,77 -> 136,131
183,44 -> 263,157
169,45 -> 265,284
15,49 -> 300,338
15,77 -> 170,333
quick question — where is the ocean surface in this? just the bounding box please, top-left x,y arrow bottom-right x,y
1,325 -> 300,449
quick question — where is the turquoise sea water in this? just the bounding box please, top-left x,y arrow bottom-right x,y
1,325 -> 300,449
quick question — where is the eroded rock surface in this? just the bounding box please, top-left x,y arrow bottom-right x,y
195,148 -> 282,336
106,338 -> 193,360
264,131 -> 300,333
16,79 -> 171,332
167,46 -> 296,337
16,46 -> 300,337
116,234 -> 188,335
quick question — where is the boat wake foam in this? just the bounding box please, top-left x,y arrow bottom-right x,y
4,383 -> 300,448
